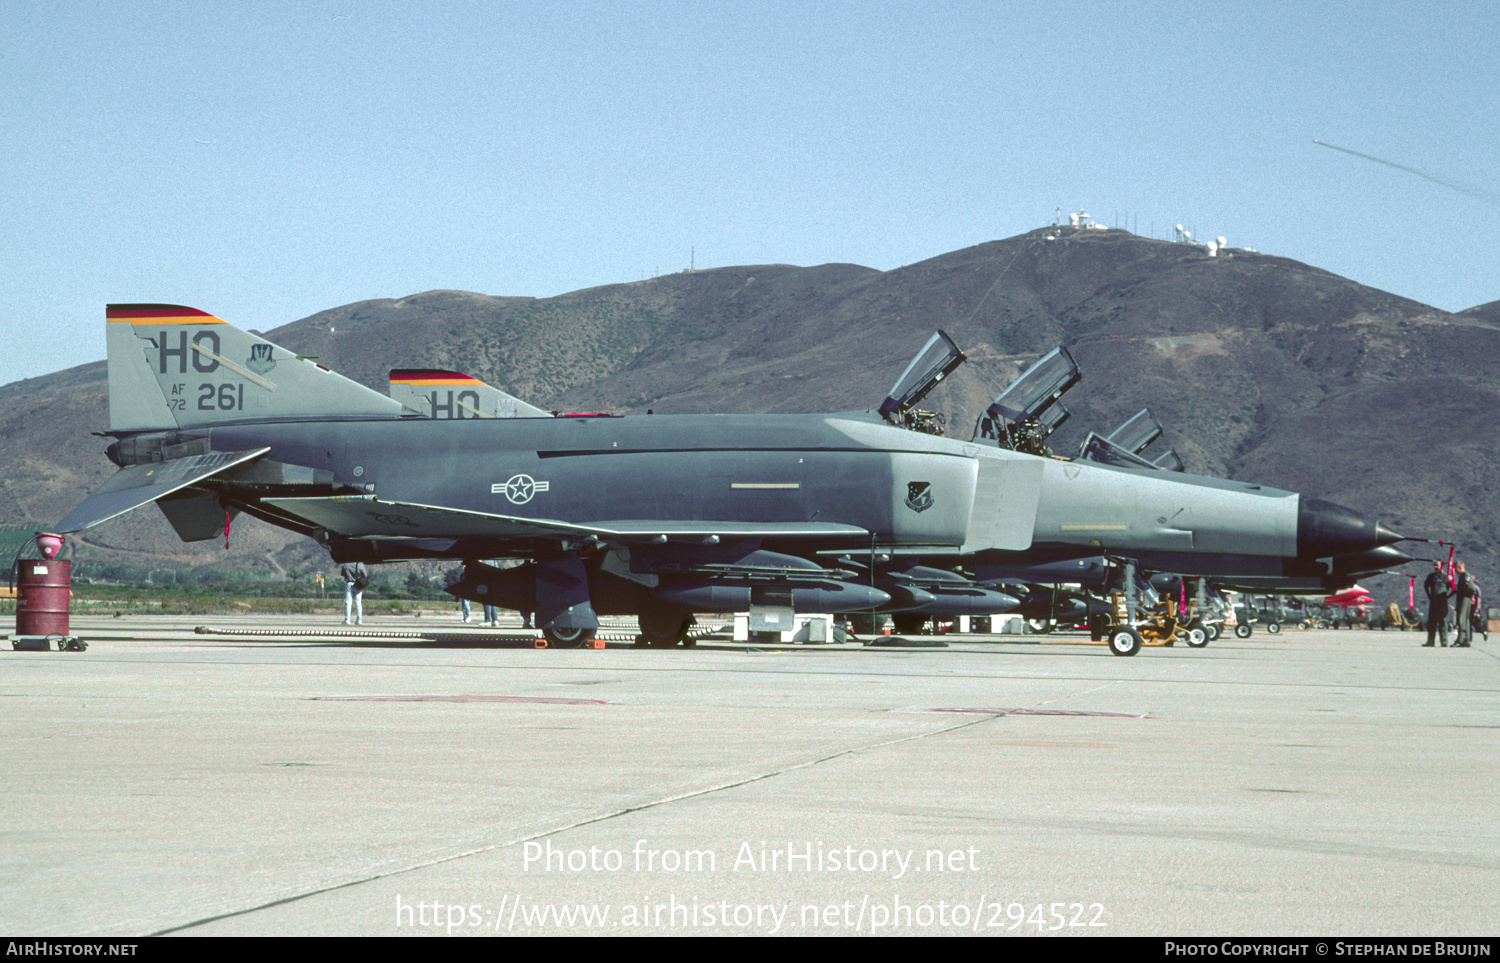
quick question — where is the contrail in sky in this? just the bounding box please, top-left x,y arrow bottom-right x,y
1313,139 -> 1498,204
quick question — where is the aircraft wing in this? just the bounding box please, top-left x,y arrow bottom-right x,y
54,448 -> 271,533
263,495 -> 869,542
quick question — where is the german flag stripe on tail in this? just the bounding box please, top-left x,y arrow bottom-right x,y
389,369 -> 485,386
107,304 -> 224,325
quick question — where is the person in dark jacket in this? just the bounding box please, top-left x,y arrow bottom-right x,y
1453,561 -> 1476,647
340,561 -> 368,625
1424,561 -> 1452,647
1474,578 -> 1489,642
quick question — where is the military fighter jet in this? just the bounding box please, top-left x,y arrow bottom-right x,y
51,305 -> 1403,654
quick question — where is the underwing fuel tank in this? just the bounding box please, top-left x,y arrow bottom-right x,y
878,583 -> 938,609
1327,545 -> 1413,576
895,586 -> 1021,617
649,580 -> 890,613
630,546 -> 891,611
863,565 -> 1022,615
447,559 -> 892,615
977,555 -> 1112,587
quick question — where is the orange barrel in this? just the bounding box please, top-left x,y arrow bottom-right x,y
16,559 -> 70,636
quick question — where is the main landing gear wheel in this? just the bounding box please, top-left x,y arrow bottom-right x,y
1185,620 -> 1210,648
1266,621 -> 1281,635
1234,623 -> 1253,639
542,626 -> 589,648
1108,626 -> 1142,657
1208,623 -> 1223,641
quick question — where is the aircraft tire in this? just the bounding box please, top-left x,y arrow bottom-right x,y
1267,622 -> 1281,634
1234,623 -> 1253,639
1298,620 -> 1309,631
1107,626 -> 1142,657
1208,623 -> 1223,641
542,626 -> 589,649
1185,620 -> 1210,648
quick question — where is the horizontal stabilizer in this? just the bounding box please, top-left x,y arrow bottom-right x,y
265,495 -> 868,542
54,448 -> 270,533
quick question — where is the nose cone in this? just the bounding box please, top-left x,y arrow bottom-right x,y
1297,497 -> 1403,559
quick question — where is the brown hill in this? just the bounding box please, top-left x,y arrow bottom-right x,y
3,226 -> 1495,604
1459,298 -> 1500,325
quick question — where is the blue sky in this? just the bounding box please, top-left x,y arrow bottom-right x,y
4,0 -> 1497,388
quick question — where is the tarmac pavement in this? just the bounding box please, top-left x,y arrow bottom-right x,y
2,615 -> 1495,937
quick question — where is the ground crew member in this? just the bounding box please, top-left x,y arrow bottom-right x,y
341,561 -> 368,625
1454,562 -> 1476,647
1424,560 -> 1451,647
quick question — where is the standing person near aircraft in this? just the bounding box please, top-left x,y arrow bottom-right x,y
1423,560 -> 1451,647
1474,578 -> 1488,642
459,559 -> 501,626
341,560 -> 368,626
1453,561 -> 1476,647
445,565 -> 472,621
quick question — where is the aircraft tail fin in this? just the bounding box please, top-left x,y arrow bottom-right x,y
388,368 -> 552,419
106,304 -> 407,431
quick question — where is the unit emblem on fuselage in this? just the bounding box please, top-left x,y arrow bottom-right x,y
904,481 -> 934,514
246,343 -> 277,375
493,474 -> 550,504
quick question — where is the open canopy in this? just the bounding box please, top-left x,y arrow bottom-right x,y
879,330 -> 966,421
983,346 -> 1080,424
